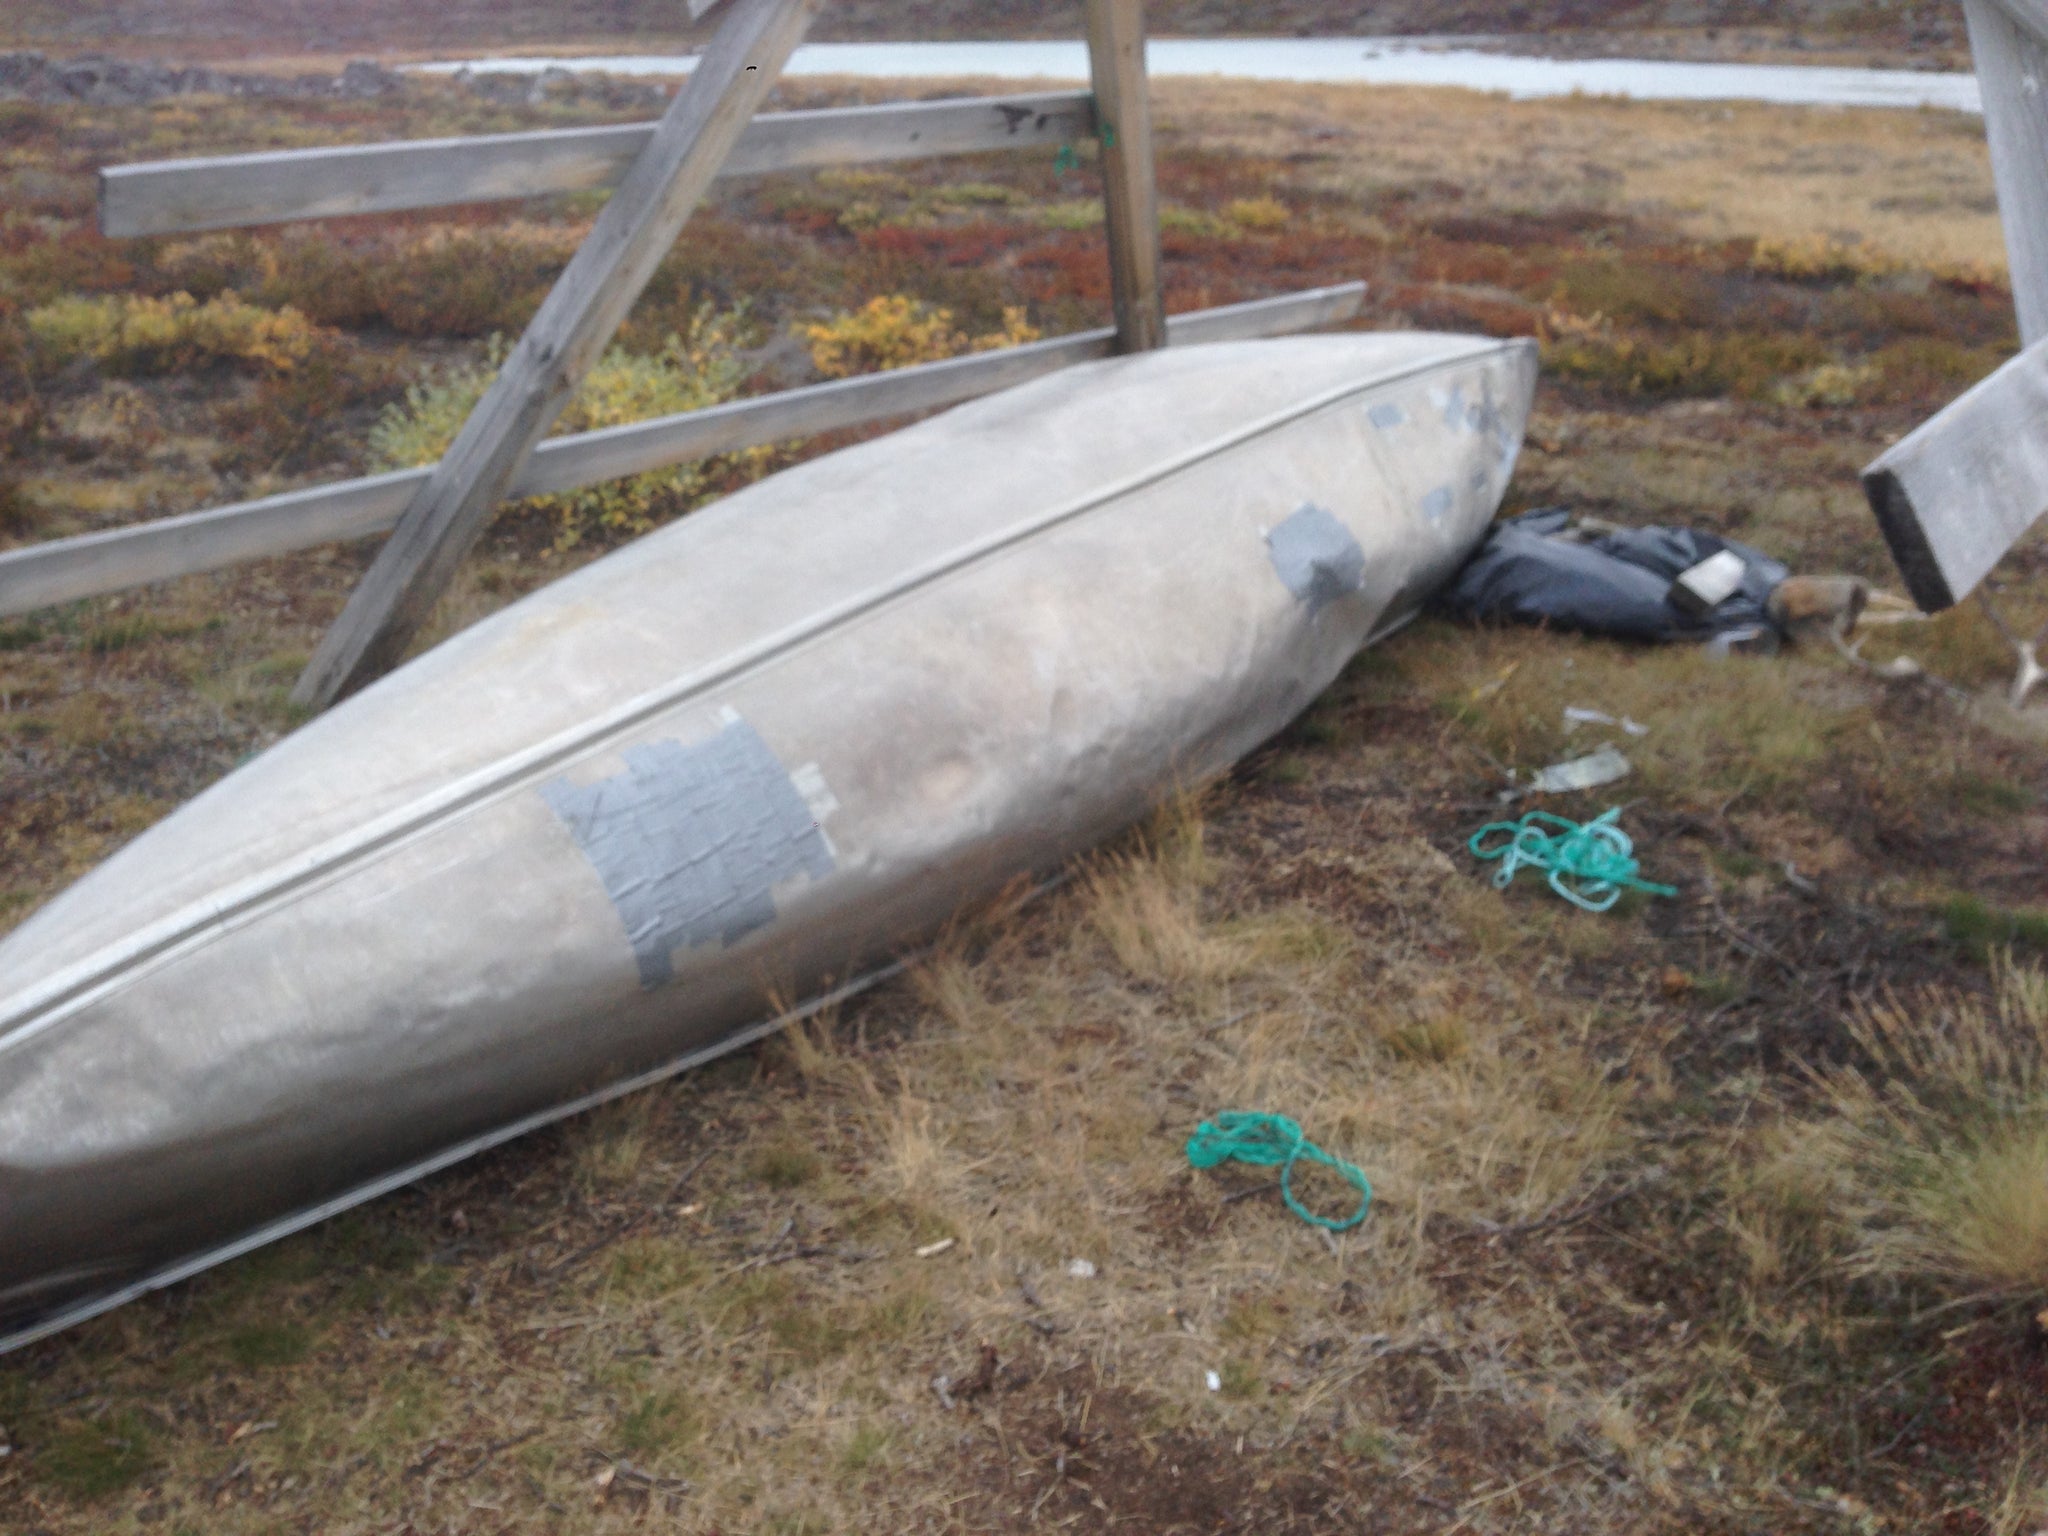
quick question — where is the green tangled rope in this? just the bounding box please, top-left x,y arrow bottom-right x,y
1186,1112 -> 1372,1232
1468,807 -> 1677,913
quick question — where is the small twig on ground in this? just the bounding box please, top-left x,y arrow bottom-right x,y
456,1426 -> 542,1479
1221,1180 -> 1281,1206
540,1214 -> 649,1284
1201,1006 -> 1256,1036
204,1458 -> 252,1499
1447,1458 -> 1590,1530
1864,1403 -> 1933,1463
1470,1175 -> 1654,1242
663,1144 -> 720,1206
1028,1455 -> 1067,1519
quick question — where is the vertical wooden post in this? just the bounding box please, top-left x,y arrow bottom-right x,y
1084,0 -> 1166,354
292,0 -> 818,711
1966,0 -> 2048,345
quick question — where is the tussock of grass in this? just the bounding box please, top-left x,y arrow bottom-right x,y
1732,960 -> 2048,1296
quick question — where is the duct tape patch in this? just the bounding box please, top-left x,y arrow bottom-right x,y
1267,502 -> 1367,613
542,716 -> 835,988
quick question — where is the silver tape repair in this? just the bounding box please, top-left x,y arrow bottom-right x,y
1266,502 -> 1367,613
542,718 -> 835,988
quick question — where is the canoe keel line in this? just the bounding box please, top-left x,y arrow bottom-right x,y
0,333 -> 1539,1352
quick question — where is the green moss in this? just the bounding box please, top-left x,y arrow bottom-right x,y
1940,894 -> 2048,958
839,1423 -> 890,1475
36,1412 -> 155,1499
1714,849 -> 1765,880
769,1304 -> 856,1365
749,1138 -> 822,1190
617,1390 -> 699,1461
225,1321 -> 311,1368
1218,1359 -> 1260,1400
1693,974 -> 1746,1008
82,613 -> 219,654
1265,755 -> 1311,786
1949,771 -> 2032,817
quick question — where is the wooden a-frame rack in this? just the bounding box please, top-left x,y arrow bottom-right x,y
0,0 -> 1365,709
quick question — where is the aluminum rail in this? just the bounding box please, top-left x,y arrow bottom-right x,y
0,283 -> 1366,617
99,91 -> 1096,237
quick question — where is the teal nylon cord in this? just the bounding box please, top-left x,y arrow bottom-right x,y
1468,807 -> 1677,913
1186,1111 -> 1372,1232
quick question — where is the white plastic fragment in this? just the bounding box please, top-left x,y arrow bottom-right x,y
1066,1258 -> 1097,1279
1205,1369 -> 1222,1393
1505,743 -> 1633,802
1563,706 -> 1649,737
914,1237 -> 956,1258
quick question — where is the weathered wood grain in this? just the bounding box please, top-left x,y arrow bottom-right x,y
1084,0 -> 1166,353
1863,332 -> 2048,611
0,284 -> 1365,618
98,92 -> 1096,238
1966,0 -> 2048,343
1983,0 -> 2048,52
292,0 -> 819,710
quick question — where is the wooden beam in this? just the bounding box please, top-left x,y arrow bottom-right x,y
98,93 -> 1096,238
291,0 -> 818,711
1863,331 -> 2048,611
0,284 -> 1365,619
1084,0 -> 1166,353
1966,0 -> 2048,343
1983,0 -> 2048,53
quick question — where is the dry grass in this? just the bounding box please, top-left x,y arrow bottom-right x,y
1739,958 -> 2048,1295
1153,79 -> 2006,273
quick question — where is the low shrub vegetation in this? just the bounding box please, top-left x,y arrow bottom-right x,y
369,305 -> 767,547
798,292 -> 1039,378
26,290 -> 329,375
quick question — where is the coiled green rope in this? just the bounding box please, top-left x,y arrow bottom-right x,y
1468,807 -> 1677,913
1186,1112 -> 1372,1232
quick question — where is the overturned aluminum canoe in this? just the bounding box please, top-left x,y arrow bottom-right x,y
0,332 -> 1537,1350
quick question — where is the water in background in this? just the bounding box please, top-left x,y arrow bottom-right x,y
412,38 -> 1981,114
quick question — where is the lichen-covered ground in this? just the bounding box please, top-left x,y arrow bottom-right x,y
2,68 -> 2047,1535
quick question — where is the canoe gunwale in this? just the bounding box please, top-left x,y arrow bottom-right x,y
0,336 -> 1526,1063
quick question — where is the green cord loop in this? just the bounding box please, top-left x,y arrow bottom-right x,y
1468,807 -> 1677,913
1186,1112 -> 1372,1232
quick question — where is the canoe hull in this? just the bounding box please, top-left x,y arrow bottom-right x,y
0,333 -> 1537,1349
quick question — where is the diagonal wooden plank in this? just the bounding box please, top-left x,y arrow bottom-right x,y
292,0 -> 818,711
97,93 -> 1097,238
1084,0 -> 1166,353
